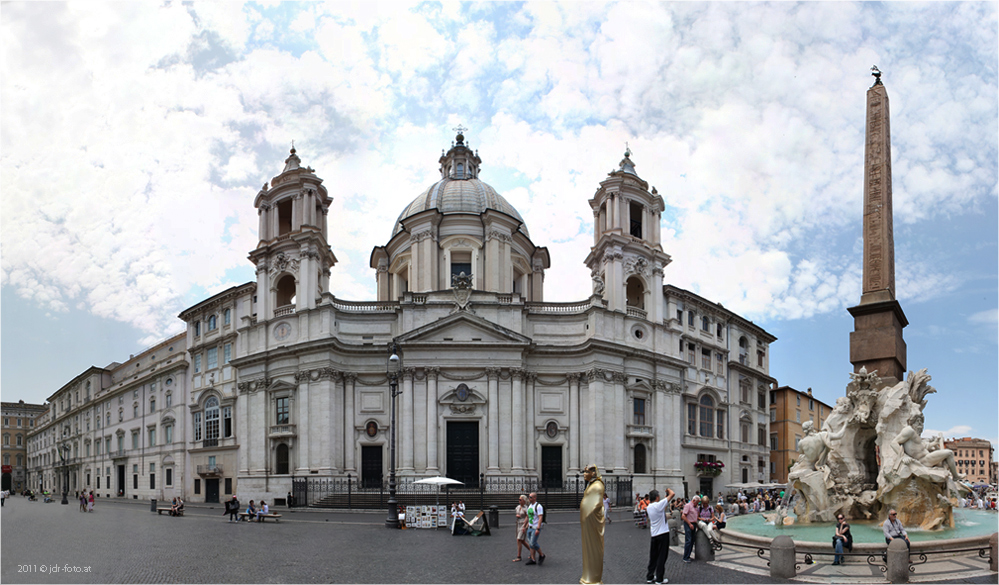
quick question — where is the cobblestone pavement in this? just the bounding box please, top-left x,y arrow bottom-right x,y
1,497 -> 994,584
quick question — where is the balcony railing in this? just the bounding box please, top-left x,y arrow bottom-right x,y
274,305 -> 295,317
270,424 -> 297,438
197,464 -> 223,476
626,306 -> 647,319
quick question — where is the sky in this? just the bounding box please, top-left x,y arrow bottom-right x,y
2,2 -> 996,448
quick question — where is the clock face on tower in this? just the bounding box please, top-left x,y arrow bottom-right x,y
273,322 -> 292,341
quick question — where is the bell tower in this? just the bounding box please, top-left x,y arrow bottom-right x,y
584,148 -> 670,322
248,147 -> 337,321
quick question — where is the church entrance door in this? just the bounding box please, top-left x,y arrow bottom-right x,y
541,446 -> 562,488
361,446 -> 383,488
446,421 -> 479,486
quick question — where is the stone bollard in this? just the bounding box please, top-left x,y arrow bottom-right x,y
668,518 -> 680,547
770,535 -> 796,579
886,538 -> 910,584
990,533 -> 997,572
694,529 -> 714,561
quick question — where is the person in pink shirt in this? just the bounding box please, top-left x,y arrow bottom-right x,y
681,497 -> 700,562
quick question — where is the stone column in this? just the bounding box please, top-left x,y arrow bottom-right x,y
499,370 -> 513,471
586,370 -> 603,469
526,373 -> 536,473
511,369 -> 525,472
401,369 -> 415,471
295,373 -> 310,474
568,373 -> 580,473
343,373 -> 355,473
414,372 -> 426,472
487,368 -> 500,472
613,372 -> 626,473
238,384 -> 251,474
426,368 -> 439,474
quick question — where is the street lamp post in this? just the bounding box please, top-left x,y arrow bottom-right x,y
385,343 -> 402,529
59,444 -> 70,505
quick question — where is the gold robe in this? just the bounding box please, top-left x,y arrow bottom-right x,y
579,478 -> 605,584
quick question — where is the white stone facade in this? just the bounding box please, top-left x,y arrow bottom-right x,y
27,135 -> 775,505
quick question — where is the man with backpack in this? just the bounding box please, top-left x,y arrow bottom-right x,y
525,492 -> 546,566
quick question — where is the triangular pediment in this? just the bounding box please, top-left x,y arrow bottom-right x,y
396,312 -> 532,346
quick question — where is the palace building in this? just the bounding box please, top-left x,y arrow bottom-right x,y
27,133 -> 775,505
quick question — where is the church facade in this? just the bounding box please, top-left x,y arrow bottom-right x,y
27,133 -> 775,505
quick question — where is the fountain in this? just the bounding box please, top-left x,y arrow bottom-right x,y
786,367 -> 972,530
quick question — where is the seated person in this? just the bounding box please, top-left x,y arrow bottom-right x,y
246,500 -> 256,520
169,497 -> 178,515
832,513 -> 852,565
173,497 -> 184,516
257,500 -> 269,521
883,509 -> 910,550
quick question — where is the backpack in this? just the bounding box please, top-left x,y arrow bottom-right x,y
530,502 -> 546,526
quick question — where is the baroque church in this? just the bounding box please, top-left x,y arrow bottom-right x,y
26,132 -> 775,505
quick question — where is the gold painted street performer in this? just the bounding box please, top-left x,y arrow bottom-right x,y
580,464 -> 605,584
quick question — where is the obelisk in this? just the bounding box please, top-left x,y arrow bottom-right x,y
848,67 -> 907,384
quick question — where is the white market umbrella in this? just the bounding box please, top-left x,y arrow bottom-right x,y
414,477 -> 464,528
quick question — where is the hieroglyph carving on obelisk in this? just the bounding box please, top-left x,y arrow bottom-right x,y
862,72 -> 895,303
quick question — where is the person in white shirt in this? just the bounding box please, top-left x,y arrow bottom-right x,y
257,500 -> 269,522
645,488 -> 675,584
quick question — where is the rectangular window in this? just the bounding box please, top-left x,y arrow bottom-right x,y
165,425 -> 173,444
207,347 -> 218,370
759,426 -> 766,446
148,428 -> 155,446
796,395 -> 801,406
96,440 -> 101,455
194,354 -> 202,373
193,413 -> 202,442
676,309 -> 683,321
687,344 -> 695,364
223,407 -> 232,438
717,323 -> 723,338
796,411 -> 800,423
770,409 -> 776,422
770,433 -> 778,450
224,308 -> 231,325
194,321 -> 201,336
276,397 -> 290,425
225,477 -> 232,495
716,353 -> 723,374
133,404 -> 138,418
795,435 -> 801,450
716,410 -> 724,440
688,312 -> 695,327
86,443 -> 90,457
133,474 -> 138,490
166,468 -> 173,487
809,398 -> 814,411
108,437 -> 113,454
770,461 -> 776,474
741,423 -> 749,443
208,455 -> 216,467
687,403 -> 697,435
757,351 -> 764,367
701,349 -> 711,369
633,398 -> 646,426
166,394 -> 172,408
194,479 -> 201,494
224,343 -> 232,364
701,316 -> 710,331
131,431 -> 139,449
758,393 -> 765,409
17,418 -> 22,428
149,398 -> 155,413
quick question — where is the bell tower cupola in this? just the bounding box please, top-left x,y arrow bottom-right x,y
249,147 -> 338,321
439,127 -> 481,180
584,147 -> 670,321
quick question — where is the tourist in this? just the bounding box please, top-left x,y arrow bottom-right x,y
645,488 -> 675,584
257,499 -> 269,521
229,495 -> 240,522
80,492 -> 87,512
832,513 -> 852,565
246,499 -> 256,521
513,495 -> 528,562
711,504 -> 726,531
88,490 -> 94,512
883,509 -> 910,550
681,495 -> 699,562
524,492 -> 546,565
603,492 -> 612,523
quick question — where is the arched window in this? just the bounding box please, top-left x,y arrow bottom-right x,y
276,443 -> 289,475
207,315 -> 217,331
456,162 -> 464,178
276,275 -> 296,308
634,444 -> 647,474
205,397 -> 220,447
626,276 -> 645,309
699,395 -> 715,438
223,308 -> 231,325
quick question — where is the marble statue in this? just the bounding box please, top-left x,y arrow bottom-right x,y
579,464 -> 605,585
787,367 -> 970,530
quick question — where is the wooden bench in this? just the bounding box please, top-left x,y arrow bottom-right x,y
156,507 -> 184,516
238,512 -> 282,522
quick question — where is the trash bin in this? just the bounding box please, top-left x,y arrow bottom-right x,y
150,498 -> 157,512
488,505 -> 499,528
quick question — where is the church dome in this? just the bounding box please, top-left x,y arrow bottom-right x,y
392,131 -> 529,237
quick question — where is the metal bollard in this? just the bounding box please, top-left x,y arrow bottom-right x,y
770,535 -> 796,579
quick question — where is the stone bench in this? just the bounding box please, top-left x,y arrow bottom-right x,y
238,512 -> 282,522
157,507 -> 184,516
